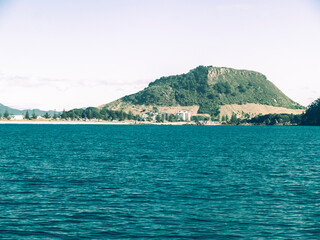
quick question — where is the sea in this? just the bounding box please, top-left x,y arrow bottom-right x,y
0,125 -> 319,239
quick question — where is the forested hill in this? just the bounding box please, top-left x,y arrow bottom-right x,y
118,66 -> 303,117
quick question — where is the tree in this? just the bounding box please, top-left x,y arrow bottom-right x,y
25,111 -> 30,120
61,109 -> 67,119
156,114 -> 162,123
109,111 -> 116,120
87,109 -> 93,119
32,111 -> 37,119
89,107 -> 101,119
53,112 -> 58,120
238,84 -> 246,93
230,113 -> 238,124
70,110 -> 76,120
168,114 -> 177,122
119,111 -> 125,121
128,111 -> 134,120
4,110 -> 10,120
212,115 -> 220,121
103,112 -> 110,121
43,112 -> 51,119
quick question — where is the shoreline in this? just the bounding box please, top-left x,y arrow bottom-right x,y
0,120 -> 219,125
0,120 -> 306,126
0,120 -> 133,125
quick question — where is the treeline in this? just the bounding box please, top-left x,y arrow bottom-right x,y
1,96 -> 318,125
60,107 -> 137,121
0,110 -> 56,120
245,113 -> 302,125
0,107 -> 138,121
191,115 -> 210,122
214,113 -> 303,125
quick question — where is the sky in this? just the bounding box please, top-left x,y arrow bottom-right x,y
0,0 -> 319,111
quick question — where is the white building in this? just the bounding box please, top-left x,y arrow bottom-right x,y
140,113 -> 149,120
10,115 -> 24,120
177,111 -> 191,121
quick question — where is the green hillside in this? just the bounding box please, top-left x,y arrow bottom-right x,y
121,66 -> 304,117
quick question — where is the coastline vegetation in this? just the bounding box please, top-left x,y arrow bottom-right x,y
60,107 -> 137,121
301,97 -> 320,125
241,113 -> 302,125
1,96 -> 319,126
220,97 -> 319,126
1,97 -> 320,126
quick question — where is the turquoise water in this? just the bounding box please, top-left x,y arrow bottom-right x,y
0,125 -> 319,239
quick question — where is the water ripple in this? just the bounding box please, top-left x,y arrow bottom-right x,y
0,125 -> 319,239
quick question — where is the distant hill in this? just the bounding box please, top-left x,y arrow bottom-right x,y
102,66 -> 304,119
0,103 -> 58,116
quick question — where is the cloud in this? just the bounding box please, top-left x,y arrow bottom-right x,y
0,71 -> 151,110
0,73 -> 68,91
0,72 -> 150,91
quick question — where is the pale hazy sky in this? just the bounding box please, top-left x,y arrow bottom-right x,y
0,0 -> 319,110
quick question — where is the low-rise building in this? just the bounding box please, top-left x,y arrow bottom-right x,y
177,111 -> 191,121
10,115 -> 24,120
140,113 -> 149,120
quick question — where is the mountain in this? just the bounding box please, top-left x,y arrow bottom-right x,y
101,66 -> 305,119
0,103 -> 59,116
